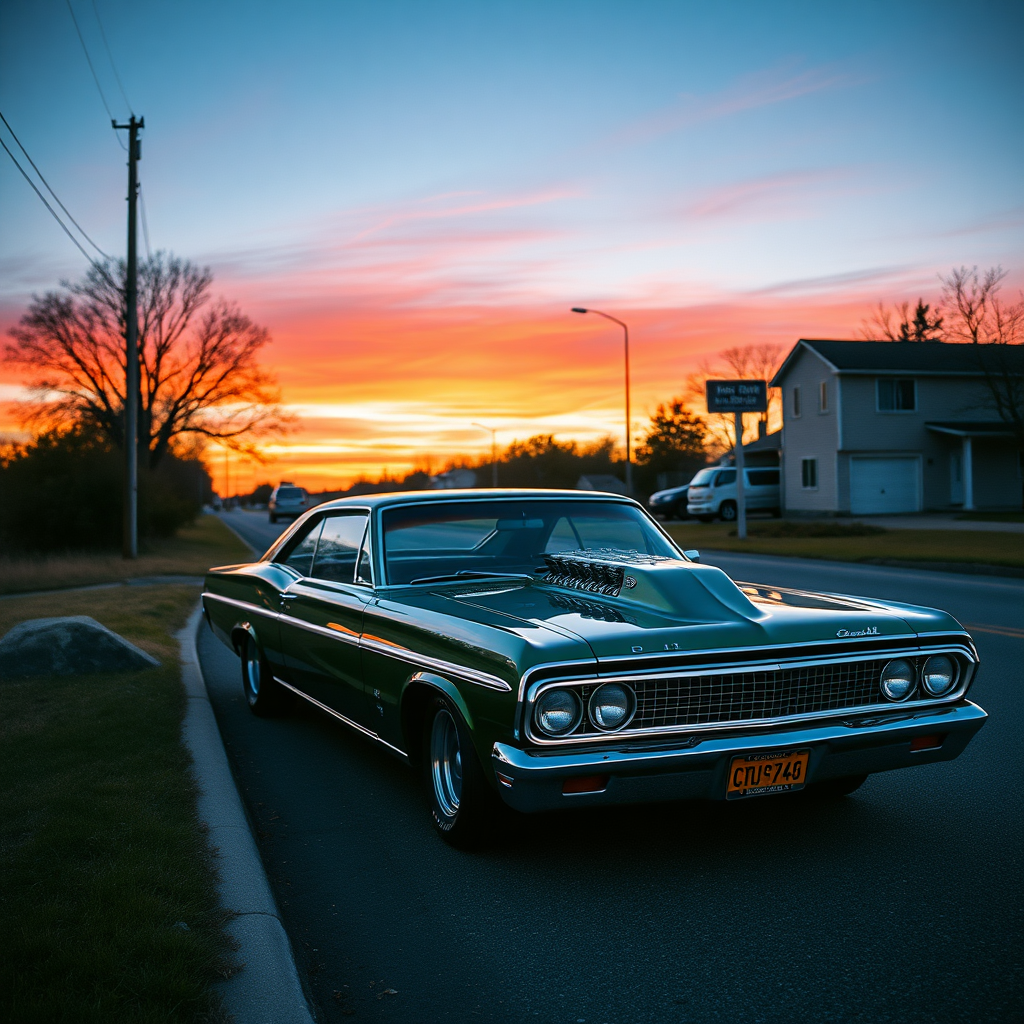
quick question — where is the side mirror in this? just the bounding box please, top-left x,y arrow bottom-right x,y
684,549 -> 700,563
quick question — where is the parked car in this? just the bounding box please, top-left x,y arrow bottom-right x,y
647,483 -> 690,519
268,483 -> 309,523
687,466 -> 780,522
203,489 -> 985,846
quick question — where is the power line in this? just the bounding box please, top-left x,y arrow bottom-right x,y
65,0 -> 114,121
0,135 -> 98,266
90,0 -> 133,115
0,110 -> 111,259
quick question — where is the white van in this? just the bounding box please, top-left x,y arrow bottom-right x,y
686,466 -> 780,522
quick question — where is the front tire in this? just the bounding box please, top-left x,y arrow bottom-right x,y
423,695 -> 500,848
719,501 -> 737,522
269,513 -> 277,523
241,634 -> 292,717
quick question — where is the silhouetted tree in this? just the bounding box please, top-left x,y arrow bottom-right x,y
634,400 -> 708,492
862,299 -> 943,342
4,252 -> 289,468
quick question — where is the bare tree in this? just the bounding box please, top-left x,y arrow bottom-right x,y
5,253 -> 289,467
940,266 -> 1024,444
861,299 -> 943,342
684,342 -> 784,452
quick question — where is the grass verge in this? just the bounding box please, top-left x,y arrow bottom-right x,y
0,515 -> 251,595
665,521 -> 1024,569
0,585 -> 233,1023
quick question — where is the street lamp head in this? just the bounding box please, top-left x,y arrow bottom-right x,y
571,307 -> 588,314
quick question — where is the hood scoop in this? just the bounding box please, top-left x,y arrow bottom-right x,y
540,548 -> 762,623
542,549 -> 674,597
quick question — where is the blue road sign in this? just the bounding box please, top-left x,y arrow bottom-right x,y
705,379 -> 768,414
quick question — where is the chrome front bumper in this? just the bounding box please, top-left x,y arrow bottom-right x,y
491,700 -> 987,812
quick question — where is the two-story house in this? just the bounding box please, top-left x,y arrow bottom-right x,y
770,340 -> 1023,514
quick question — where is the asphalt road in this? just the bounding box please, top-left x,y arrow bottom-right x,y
204,510 -> 1023,1022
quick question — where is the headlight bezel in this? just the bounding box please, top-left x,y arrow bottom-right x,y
533,687 -> 583,737
587,681 -> 637,732
879,658 -> 917,702
921,654 -> 959,697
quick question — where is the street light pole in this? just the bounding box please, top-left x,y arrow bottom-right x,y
472,423 -> 499,487
571,307 -> 632,496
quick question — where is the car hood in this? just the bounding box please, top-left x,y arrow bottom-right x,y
394,559 -> 959,665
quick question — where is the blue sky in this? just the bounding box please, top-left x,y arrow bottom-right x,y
2,0 -> 1022,485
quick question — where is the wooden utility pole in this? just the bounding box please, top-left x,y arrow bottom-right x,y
113,115 -> 143,558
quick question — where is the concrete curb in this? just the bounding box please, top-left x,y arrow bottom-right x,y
177,603 -> 316,1024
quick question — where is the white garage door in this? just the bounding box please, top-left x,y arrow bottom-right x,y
850,457 -> 921,514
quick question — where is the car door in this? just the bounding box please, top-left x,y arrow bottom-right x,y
278,511 -> 372,724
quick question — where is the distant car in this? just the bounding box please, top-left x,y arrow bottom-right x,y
687,466 -> 780,522
648,483 -> 690,519
203,488 -> 986,847
269,483 -> 308,524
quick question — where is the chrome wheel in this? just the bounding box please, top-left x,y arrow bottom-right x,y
430,708 -> 463,820
245,644 -> 261,695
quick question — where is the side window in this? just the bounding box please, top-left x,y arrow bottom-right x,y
877,378 -> 916,412
792,386 -> 801,417
715,470 -> 736,487
312,514 -> 368,584
747,469 -> 779,487
279,518 -> 323,576
801,458 -> 818,489
819,381 -> 829,413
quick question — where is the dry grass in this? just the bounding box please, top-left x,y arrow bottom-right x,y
0,515 -> 251,595
0,584 -> 232,1023
666,521 -> 1024,569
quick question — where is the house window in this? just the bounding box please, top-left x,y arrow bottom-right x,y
801,458 -> 818,489
818,381 -> 829,413
877,378 -> 916,412
792,386 -> 801,417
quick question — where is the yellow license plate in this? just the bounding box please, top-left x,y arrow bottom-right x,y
726,748 -> 811,799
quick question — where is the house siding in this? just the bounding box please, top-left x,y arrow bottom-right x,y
774,341 -> 1022,513
778,347 -> 839,512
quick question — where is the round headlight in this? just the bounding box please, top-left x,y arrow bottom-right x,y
921,654 -> 957,696
880,658 -> 916,702
534,688 -> 582,737
588,682 -> 637,732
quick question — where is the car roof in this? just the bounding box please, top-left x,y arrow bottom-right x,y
308,488 -> 640,512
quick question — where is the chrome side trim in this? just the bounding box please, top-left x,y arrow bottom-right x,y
203,592 -> 281,619
205,592 -> 511,692
520,644 -> 978,747
279,612 -> 362,647
359,634 -> 513,692
274,676 -> 408,759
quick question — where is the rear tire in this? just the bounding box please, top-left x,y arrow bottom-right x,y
269,513 -> 277,523
806,774 -> 868,798
423,695 -> 501,848
719,501 -> 737,522
241,634 -> 292,717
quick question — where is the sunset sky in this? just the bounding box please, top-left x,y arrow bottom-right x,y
2,0 -> 1022,492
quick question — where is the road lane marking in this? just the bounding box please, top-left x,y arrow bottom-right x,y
965,623 -> 1024,639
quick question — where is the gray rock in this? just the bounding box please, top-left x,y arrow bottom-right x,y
0,615 -> 160,680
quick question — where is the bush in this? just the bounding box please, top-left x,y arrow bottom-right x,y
0,430 -> 209,554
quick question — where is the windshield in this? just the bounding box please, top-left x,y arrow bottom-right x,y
381,499 -> 681,585
689,468 -> 716,486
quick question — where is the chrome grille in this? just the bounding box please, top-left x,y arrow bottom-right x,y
629,658 -> 888,729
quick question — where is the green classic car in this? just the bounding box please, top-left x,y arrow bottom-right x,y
203,489 -> 986,845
